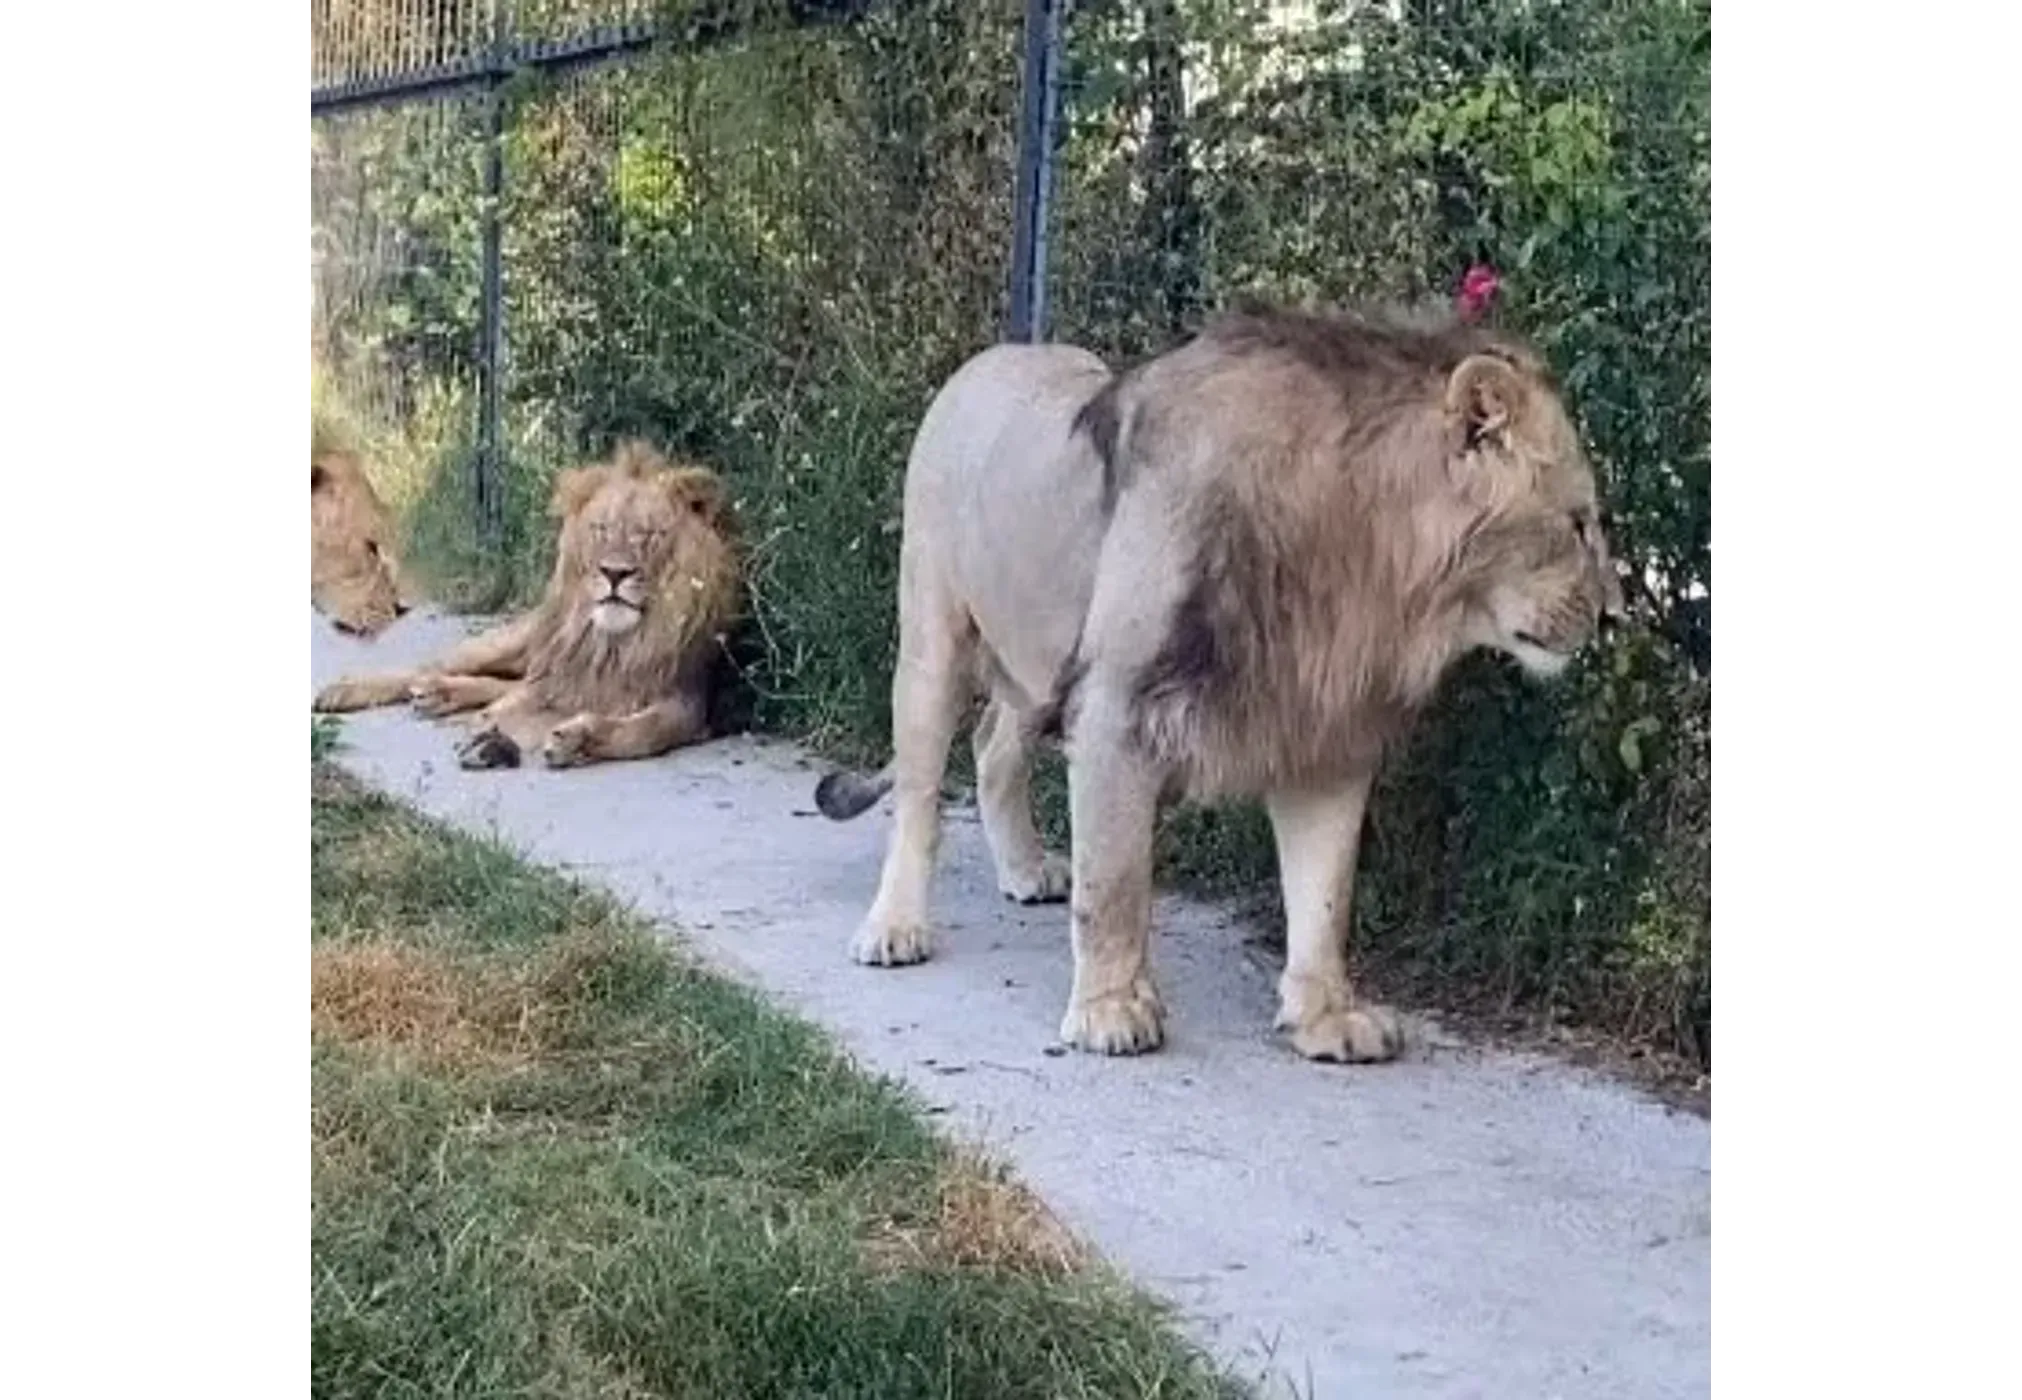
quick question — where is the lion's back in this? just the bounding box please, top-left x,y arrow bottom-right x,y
905,342 -> 1106,500
899,344 -> 1112,699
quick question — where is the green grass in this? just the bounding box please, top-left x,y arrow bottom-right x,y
312,716 -> 344,762
311,765 -> 1239,1400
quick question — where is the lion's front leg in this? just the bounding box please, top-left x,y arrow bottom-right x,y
540,694 -> 706,769
409,673 -> 515,718
1265,775 -> 1405,1064
454,688 -> 545,770
313,671 -> 420,713
1059,701 -> 1167,1055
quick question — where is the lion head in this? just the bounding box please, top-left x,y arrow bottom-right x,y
523,440 -> 740,710
311,448 -> 410,636
1436,346 -> 1625,678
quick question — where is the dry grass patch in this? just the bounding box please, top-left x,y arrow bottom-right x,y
867,1149 -> 1087,1280
311,926 -> 639,1072
311,941 -> 542,1071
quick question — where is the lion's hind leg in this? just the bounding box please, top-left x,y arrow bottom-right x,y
972,689 -> 1070,905
539,692 -> 708,768
852,561 -> 973,968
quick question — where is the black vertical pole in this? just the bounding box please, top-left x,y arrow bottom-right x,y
1007,0 -> 1062,343
475,6 -> 507,552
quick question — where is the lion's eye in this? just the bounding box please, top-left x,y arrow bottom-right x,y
365,539 -> 381,558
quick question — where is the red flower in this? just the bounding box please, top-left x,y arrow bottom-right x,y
1456,263 -> 1501,321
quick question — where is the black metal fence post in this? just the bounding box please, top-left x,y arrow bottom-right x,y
476,90 -> 505,550
475,5 -> 508,555
1006,0 -> 1063,343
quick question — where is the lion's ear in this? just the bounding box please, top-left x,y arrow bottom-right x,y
550,465 -> 608,520
664,467 -> 726,526
1445,353 -> 1529,450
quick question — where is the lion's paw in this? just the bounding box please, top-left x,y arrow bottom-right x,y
1060,976 -> 1166,1055
851,918 -> 934,967
1000,852 -> 1072,905
408,677 -> 455,717
312,680 -> 365,713
541,715 -> 599,768
456,727 -> 521,770
1278,996 -> 1405,1064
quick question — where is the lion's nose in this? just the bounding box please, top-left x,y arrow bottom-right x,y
600,565 -> 634,589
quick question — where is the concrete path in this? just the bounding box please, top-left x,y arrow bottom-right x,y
313,609 -> 1710,1400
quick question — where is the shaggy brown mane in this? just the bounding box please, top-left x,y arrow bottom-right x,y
1203,303 -> 1548,383
1088,303 -> 1585,795
1214,306 -> 1547,425
518,439 -> 739,718
1070,305 -> 1550,516
1069,377 -> 1130,514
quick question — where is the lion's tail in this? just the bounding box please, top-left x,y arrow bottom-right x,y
814,762 -> 896,821
313,672 -> 418,713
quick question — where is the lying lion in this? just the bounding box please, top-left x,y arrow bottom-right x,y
816,304 -> 1624,1063
314,440 -> 741,770
312,445 -> 415,636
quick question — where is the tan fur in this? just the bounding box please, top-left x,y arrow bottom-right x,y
818,305 -> 1623,1063
312,447 -> 414,636
313,440 -> 742,772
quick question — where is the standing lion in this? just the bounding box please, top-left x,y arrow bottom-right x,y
814,305 -> 1624,1063
314,440 -> 741,771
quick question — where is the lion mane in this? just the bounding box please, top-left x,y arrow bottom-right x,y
816,302 -> 1622,1064
1063,306 -> 1620,795
314,439 -> 742,771
311,439 -> 413,637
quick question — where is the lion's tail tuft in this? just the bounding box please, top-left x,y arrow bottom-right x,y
814,763 -> 896,821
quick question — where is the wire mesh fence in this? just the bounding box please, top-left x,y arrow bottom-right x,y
310,0 -> 1711,1066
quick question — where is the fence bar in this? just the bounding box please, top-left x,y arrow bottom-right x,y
310,23 -> 659,115
1006,0 -> 1062,342
475,8 -> 507,553
310,8 -> 873,117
